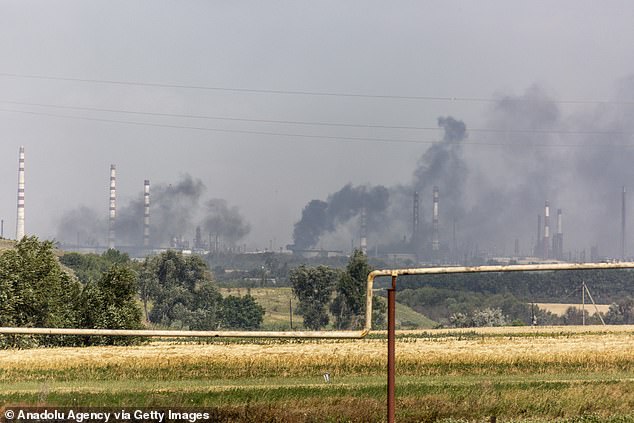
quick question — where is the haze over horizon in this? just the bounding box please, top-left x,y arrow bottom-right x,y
2,1 -> 634,257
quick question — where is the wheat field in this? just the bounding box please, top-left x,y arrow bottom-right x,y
3,326 -> 634,422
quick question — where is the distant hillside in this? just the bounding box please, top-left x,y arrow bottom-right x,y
218,287 -> 436,331
0,239 -> 16,251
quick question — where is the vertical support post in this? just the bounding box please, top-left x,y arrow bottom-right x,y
387,274 -> 396,423
289,298 -> 293,330
582,281 -> 586,326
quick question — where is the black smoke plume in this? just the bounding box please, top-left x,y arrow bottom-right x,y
201,198 -> 251,245
292,116 -> 465,251
292,184 -> 389,250
56,174 -> 250,249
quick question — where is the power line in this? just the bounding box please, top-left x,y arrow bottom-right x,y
2,72 -> 634,106
2,107 -> 634,149
1,99 -> 632,137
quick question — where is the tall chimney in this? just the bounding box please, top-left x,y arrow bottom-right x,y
555,208 -> 563,260
432,186 -> 439,252
144,179 -> 150,248
543,201 -> 550,259
360,207 -> 367,254
15,146 -> 25,240
108,164 -> 116,249
622,186 -> 626,260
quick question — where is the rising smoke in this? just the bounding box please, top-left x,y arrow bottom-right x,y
292,184 -> 389,250
293,79 -> 634,259
56,174 -> 250,248
292,116 -> 467,253
201,198 -> 251,245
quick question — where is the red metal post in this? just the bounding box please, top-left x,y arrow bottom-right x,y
387,274 -> 397,423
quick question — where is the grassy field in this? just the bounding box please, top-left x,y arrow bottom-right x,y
536,303 -> 610,316
0,238 -> 15,251
3,326 -> 634,422
219,287 -> 437,330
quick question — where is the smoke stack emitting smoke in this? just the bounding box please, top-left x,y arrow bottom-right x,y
108,164 -> 116,249
15,146 -> 25,240
144,179 -> 150,248
57,174 -> 250,249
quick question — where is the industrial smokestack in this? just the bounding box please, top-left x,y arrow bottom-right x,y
15,146 -> 25,240
543,201 -> 550,259
622,186 -> 626,260
108,164 -> 116,249
432,186 -> 439,252
360,207 -> 367,254
144,179 -> 150,248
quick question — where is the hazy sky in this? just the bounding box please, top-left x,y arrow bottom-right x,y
2,1 -> 634,254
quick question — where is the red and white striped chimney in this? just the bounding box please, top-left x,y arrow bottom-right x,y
432,186 -> 439,252
543,201 -> 550,259
108,164 -> 116,249
15,146 -> 25,240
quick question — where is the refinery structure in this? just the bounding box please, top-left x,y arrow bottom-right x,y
2,145 -> 630,264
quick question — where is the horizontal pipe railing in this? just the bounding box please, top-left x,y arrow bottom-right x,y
0,327 -> 366,338
365,261 -> 634,333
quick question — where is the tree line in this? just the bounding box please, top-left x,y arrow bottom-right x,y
290,249 -> 385,330
0,237 -> 264,348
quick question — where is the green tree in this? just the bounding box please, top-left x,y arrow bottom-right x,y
60,249 -> 131,284
220,295 -> 265,330
604,297 -> 634,324
331,250 -> 386,329
78,264 -> 143,345
0,237 -> 82,347
143,251 -> 225,330
0,237 -> 81,329
290,265 -> 337,330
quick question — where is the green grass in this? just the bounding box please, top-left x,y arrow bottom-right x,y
4,329 -> 634,422
4,375 -> 634,422
218,287 -> 437,330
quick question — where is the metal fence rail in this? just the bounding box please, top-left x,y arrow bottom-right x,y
0,327 -> 365,338
365,261 -> 634,423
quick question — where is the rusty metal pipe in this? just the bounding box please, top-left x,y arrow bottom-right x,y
387,274 -> 397,423
364,261 -> 634,334
0,327 -> 366,339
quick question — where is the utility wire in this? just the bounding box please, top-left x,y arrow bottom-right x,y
2,107 -> 634,149
1,99 -> 632,137
2,72 -> 634,106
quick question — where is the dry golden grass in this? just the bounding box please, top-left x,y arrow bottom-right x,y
3,325 -> 634,382
536,302 -> 611,316
5,327 -> 634,421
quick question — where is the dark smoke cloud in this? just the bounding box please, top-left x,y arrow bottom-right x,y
201,198 -> 251,245
292,184 -> 389,249
56,174 -> 250,248
413,116 -> 468,222
149,175 -> 206,246
56,206 -> 105,246
293,79 -> 634,260
292,117 -> 465,251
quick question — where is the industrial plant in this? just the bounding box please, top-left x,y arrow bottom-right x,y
3,139 -> 631,266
